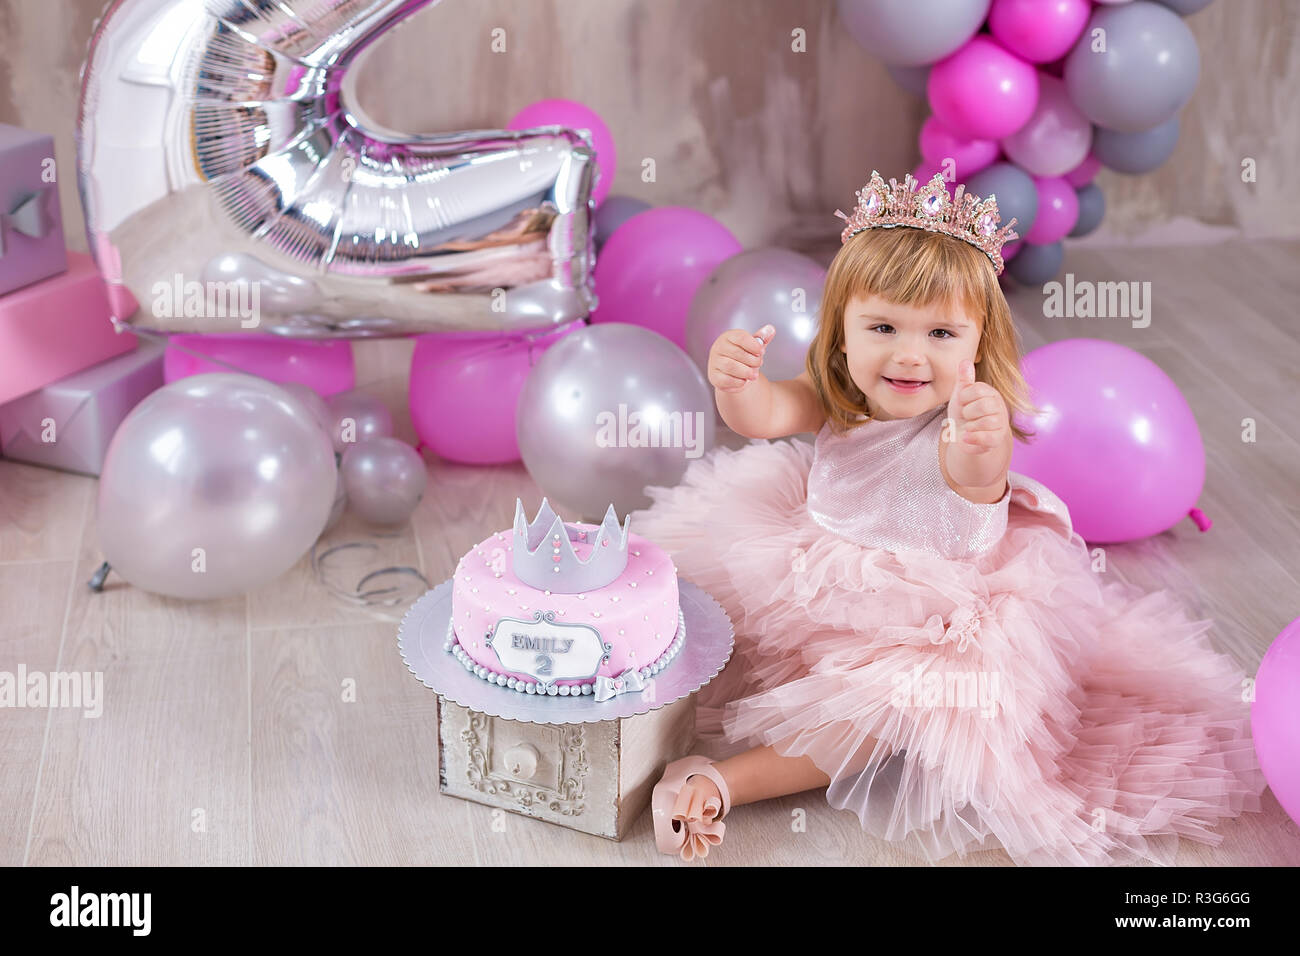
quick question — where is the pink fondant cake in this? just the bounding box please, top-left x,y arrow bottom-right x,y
446,500 -> 683,699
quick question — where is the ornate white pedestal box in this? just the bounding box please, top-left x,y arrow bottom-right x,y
436,692 -> 696,840
399,579 -> 734,841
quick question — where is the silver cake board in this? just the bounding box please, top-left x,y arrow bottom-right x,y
398,578 -> 735,724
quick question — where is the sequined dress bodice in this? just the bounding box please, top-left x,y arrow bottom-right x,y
806,403 -> 1013,560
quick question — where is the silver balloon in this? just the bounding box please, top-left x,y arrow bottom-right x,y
97,373 -> 337,599
1064,2 -> 1200,133
1069,183 -> 1106,238
1006,241 -> 1065,285
1155,0 -> 1214,14
965,163 -> 1040,236
323,467 -> 347,534
685,248 -> 824,384
280,382 -> 334,441
77,0 -> 596,338
1093,115 -> 1181,174
886,63 -> 931,98
594,196 -> 652,253
339,437 -> 428,526
837,0 -> 990,67
516,323 -> 716,519
325,391 -> 394,455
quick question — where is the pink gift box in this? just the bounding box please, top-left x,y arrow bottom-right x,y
0,250 -> 134,404
0,337 -> 165,476
0,123 -> 67,296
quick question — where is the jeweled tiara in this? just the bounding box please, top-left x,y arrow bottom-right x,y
835,170 -> 1019,275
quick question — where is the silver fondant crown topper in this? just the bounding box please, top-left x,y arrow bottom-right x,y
512,498 -> 631,594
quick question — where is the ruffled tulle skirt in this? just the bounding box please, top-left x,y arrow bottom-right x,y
633,437 -> 1265,867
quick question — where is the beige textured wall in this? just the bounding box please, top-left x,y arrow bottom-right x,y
1,0 -> 1296,254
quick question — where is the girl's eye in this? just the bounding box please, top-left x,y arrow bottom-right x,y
870,324 -> 954,339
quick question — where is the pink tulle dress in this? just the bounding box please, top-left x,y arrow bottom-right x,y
633,402 -> 1265,866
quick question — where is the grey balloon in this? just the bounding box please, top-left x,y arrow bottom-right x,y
685,248 -> 824,384
1093,116 -> 1181,174
516,323 -> 716,520
1155,0 -> 1214,14
886,63 -> 931,98
340,437 -> 427,527
1064,2 -> 1200,133
1006,242 -> 1065,286
326,392 -> 394,456
595,197 -> 652,253
1069,184 -> 1106,238
837,0 -> 991,67
964,163 -> 1039,237
97,374 -> 337,599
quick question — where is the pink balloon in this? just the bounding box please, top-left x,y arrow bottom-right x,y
1253,616 -> 1300,827
509,99 -> 616,208
591,207 -> 742,350
1064,153 -> 1103,188
1040,57 -> 1066,79
919,115 -> 999,181
409,322 -> 582,465
1010,339 -> 1206,542
911,158 -> 947,184
928,36 -> 1039,141
1000,74 -> 1093,177
1024,176 -> 1079,243
989,0 -> 1091,64
164,333 -> 354,395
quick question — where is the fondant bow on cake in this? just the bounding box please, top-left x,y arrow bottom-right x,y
0,190 -> 54,257
593,667 -> 647,702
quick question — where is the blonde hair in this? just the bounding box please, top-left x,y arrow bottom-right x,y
806,226 -> 1039,441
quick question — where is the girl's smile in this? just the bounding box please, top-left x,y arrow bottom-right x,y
883,376 -> 931,394
842,293 -> 981,420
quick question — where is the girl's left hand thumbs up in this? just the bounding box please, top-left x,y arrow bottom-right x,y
947,359 -> 1009,454
948,359 -> 977,412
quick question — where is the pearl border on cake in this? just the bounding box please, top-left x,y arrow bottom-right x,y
442,607 -> 687,697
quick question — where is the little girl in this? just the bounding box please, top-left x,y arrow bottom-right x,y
634,171 -> 1266,866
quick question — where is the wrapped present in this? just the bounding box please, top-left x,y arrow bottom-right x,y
0,123 -> 66,296
0,251 -> 135,404
0,337 -> 164,476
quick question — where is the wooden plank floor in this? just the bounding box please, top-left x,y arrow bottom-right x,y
2,239 -> 1299,866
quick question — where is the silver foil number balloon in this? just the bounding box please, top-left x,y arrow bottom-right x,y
77,0 -> 597,338
97,374 -> 338,599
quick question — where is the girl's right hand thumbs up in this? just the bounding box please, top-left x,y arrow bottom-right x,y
708,325 -> 776,393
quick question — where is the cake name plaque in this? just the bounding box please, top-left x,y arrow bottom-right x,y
486,610 -> 610,687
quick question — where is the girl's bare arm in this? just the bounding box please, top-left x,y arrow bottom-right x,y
708,326 -> 827,439
717,370 -> 827,439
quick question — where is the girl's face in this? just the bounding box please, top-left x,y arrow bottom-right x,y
841,293 -> 982,421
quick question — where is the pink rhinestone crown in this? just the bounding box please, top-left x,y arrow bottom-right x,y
835,170 -> 1020,275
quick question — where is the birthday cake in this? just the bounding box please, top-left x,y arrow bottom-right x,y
445,498 -> 684,700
